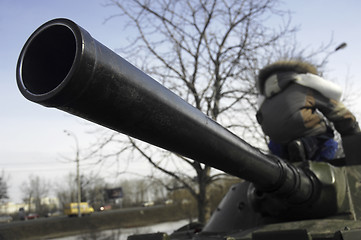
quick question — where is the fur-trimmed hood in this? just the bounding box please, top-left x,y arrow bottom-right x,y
257,60 -> 318,94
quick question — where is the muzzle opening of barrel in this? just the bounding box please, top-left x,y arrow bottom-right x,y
20,24 -> 77,95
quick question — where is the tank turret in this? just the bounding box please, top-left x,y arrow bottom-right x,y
16,19 -> 361,239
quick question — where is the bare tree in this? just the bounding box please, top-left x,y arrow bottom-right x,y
21,175 -> 50,214
91,0 -> 332,223
118,178 -> 164,207
0,170 -> 9,202
82,173 -> 109,207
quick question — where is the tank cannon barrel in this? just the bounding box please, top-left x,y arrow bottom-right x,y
17,18 -> 315,204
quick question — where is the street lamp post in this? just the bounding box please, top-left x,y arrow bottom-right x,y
320,42 -> 347,67
64,130 -> 81,218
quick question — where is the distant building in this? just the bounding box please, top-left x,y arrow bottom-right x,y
0,202 -> 28,214
0,197 -> 60,214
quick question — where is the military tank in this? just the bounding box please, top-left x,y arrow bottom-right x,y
16,18 -> 361,240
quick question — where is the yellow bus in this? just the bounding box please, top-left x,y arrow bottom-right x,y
64,202 -> 94,217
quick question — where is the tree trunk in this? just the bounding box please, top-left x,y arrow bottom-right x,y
197,167 -> 212,224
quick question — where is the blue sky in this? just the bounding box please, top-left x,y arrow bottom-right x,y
1,0 -> 361,203
0,0 -> 132,202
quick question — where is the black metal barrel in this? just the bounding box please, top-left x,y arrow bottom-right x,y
16,18 -> 315,203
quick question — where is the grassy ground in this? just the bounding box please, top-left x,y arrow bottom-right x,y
0,205 -> 189,240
